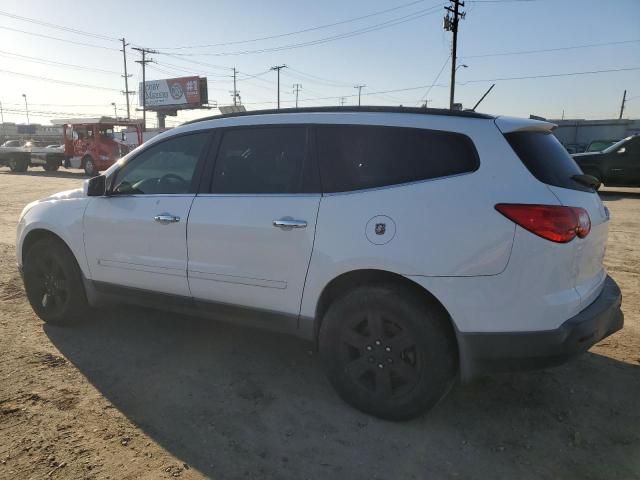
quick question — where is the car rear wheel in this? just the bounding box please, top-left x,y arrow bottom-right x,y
319,285 -> 457,420
23,237 -> 88,326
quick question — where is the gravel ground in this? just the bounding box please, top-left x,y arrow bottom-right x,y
0,167 -> 638,480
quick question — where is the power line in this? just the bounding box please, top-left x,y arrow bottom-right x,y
0,25 -> 120,51
0,49 -> 121,75
0,68 -> 121,91
418,54 -> 450,105
156,0 -> 432,50
462,39 -> 640,59
0,9 -> 120,42
237,66 -> 640,105
163,5 -> 444,57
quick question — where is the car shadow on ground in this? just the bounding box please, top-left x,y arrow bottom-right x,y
45,307 -> 640,480
0,168 -> 87,179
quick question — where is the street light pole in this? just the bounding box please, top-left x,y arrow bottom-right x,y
111,102 -> 117,118
22,94 -> 29,125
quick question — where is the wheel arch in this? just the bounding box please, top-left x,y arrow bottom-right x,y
313,269 -> 458,351
21,228 -> 72,265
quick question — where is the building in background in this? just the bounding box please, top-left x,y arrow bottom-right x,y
0,123 -> 63,143
550,118 -> 640,154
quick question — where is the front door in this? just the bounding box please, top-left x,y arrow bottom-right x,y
84,131 -> 211,296
187,126 -> 320,316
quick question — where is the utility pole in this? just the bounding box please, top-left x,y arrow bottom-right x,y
339,97 -> 347,106
270,64 -> 287,109
293,83 -> 302,108
133,47 -> 157,131
354,84 -> 366,106
120,38 -> 133,120
444,0 -> 465,110
619,89 -> 627,119
233,68 -> 238,106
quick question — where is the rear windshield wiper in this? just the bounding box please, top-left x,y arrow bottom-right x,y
571,174 -> 601,190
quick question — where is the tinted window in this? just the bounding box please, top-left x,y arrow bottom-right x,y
211,127 -> 311,194
316,125 -> 479,193
112,132 -> 209,195
505,131 -> 591,192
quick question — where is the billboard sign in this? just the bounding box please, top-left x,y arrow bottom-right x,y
139,76 -> 207,109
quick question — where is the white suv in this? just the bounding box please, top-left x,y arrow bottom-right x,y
16,107 -> 623,420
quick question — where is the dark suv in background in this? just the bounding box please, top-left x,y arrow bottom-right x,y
573,135 -> 640,187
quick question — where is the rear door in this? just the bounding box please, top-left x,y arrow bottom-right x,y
502,126 -> 609,308
83,131 -> 211,296
187,125 -> 320,315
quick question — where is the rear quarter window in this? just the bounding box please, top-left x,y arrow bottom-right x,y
505,131 -> 592,192
317,125 -> 479,193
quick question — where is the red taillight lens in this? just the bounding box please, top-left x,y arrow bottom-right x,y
495,204 -> 591,243
572,207 -> 591,238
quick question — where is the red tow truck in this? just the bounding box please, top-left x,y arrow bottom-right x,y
52,117 -> 143,176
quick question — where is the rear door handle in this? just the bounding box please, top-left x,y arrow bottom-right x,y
273,218 -> 307,230
154,213 -> 181,224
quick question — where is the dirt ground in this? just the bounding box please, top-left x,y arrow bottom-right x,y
0,167 -> 638,480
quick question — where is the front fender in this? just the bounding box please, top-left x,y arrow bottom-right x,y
17,197 -> 91,278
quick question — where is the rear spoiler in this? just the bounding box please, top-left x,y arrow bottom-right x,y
494,116 -> 557,134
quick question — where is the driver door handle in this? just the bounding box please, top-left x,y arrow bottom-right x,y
154,213 -> 181,224
273,218 -> 307,229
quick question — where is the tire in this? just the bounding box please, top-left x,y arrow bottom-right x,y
43,161 -> 59,172
319,285 -> 457,420
83,157 -> 97,177
8,156 -> 28,172
23,237 -> 88,326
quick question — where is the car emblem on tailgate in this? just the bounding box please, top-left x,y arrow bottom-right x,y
375,223 -> 386,235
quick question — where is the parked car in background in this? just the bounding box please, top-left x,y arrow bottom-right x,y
585,139 -> 619,153
17,107 -> 623,420
574,135 -> 640,187
0,139 -> 30,172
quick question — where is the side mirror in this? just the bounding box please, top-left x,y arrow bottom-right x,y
617,147 -> 626,155
86,175 -> 106,197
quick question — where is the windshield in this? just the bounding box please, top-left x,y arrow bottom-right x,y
603,136 -> 633,154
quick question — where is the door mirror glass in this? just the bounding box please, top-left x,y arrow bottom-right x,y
87,175 -> 106,197
617,147 -> 626,155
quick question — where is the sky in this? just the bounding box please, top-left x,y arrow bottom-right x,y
0,0 -> 638,128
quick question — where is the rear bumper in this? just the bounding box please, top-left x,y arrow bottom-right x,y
458,275 -> 623,380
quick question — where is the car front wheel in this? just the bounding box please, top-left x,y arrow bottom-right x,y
23,237 -> 88,326
319,284 -> 457,420
84,157 -> 97,177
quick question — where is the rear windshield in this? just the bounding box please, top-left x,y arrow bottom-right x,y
505,131 -> 592,192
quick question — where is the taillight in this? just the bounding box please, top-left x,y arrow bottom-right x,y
495,204 -> 591,243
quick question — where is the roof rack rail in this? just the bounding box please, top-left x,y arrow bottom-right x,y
183,105 -> 493,125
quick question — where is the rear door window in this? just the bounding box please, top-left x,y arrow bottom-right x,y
316,125 -> 479,193
210,126 -> 317,194
505,131 -> 592,192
